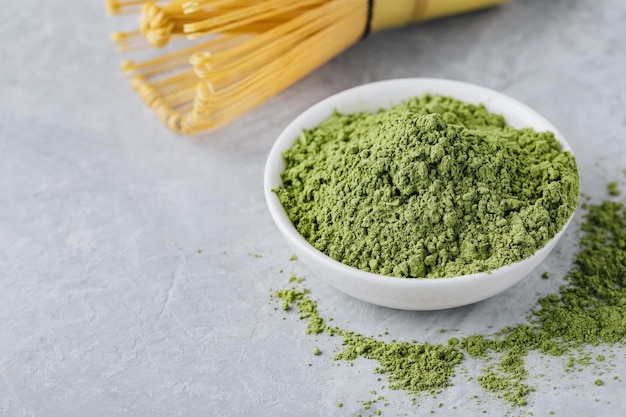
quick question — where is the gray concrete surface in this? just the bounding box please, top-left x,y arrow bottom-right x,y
1,0 -> 625,416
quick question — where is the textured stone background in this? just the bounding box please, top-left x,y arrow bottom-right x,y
1,0 -> 625,416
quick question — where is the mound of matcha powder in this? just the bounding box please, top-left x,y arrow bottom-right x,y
275,95 -> 579,278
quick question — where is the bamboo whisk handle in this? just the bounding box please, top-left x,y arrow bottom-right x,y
372,0 -> 511,32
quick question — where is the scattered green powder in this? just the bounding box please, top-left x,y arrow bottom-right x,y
313,346 -> 321,356
288,274 -> 304,284
334,335 -> 463,395
289,254 -> 298,261
275,95 -> 579,278
273,197 -> 626,408
608,181 -> 620,196
272,287 -> 326,334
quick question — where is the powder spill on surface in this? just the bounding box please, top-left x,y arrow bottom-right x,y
274,95 -> 579,278
272,199 -> 626,410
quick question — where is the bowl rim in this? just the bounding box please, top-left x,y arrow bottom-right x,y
264,78 -> 578,290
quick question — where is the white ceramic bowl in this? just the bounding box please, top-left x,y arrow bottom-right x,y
264,78 -> 577,310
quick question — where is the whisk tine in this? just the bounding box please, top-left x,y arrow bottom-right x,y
182,0 -> 325,35
110,0 -> 510,134
192,16 -> 337,91
111,0 -> 368,134
191,7 -> 329,73
106,0 -> 156,16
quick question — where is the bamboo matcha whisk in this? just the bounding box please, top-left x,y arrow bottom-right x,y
108,0 -> 509,135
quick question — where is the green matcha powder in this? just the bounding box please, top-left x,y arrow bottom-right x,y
275,95 -> 579,277
274,195 -> 626,408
